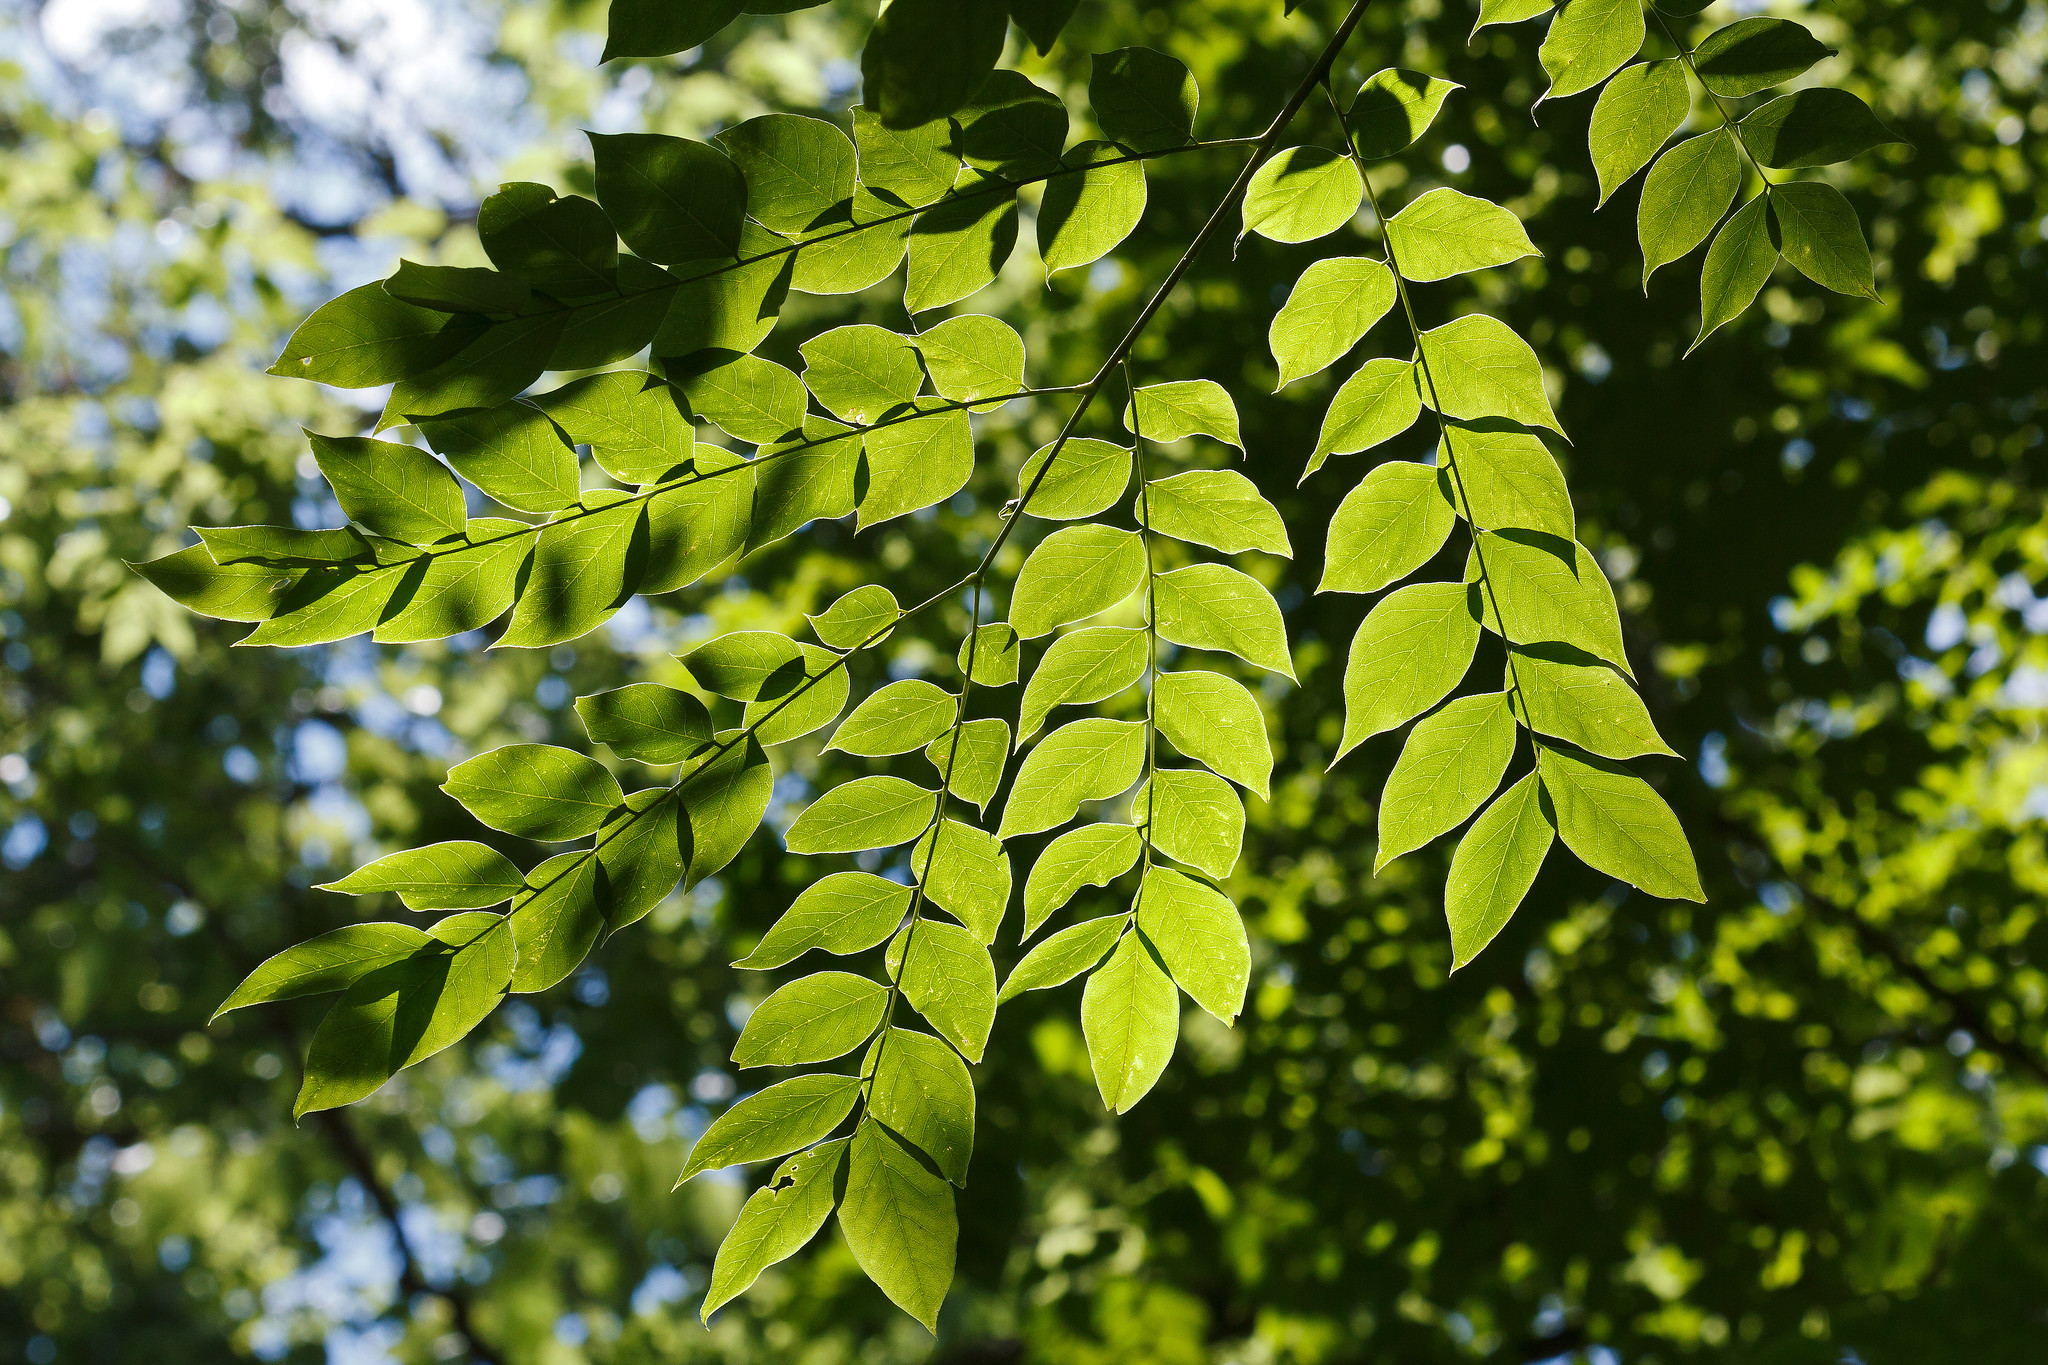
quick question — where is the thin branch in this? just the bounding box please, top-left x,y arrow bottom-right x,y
313,1109 -> 508,1365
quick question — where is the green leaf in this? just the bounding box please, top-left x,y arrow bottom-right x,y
830,679 -> 957,756
576,684 -> 714,764
371,521 -> 531,644
786,776 -> 936,855
701,1138 -> 846,1322
1269,257 -> 1395,389
1513,649 -> 1675,759
905,183 -> 1018,313
502,853 -> 595,994
789,189 -> 912,295
750,416 -> 860,553
959,623 -> 1021,686
1338,581 -> 1482,758
1694,17 -> 1834,98
1588,60 -> 1689,207
1241,147 -> 1362,244
1018,438 -> 1133,521
733,971 -> 889,1067
590,132 -> 745,265
915,314 -> 1024,407
1010,526 -> 1146,639
1081,931 -> 1178,1113
681,1074 -> 862,1181
681,732 -> 775,888
868,1028 -> 975,1185
494,491 -> 641,649
1137,767 -> 1244,881
1538,0 -> 1644,102
196,525 -> 370,568
547,259 -> 672,370
683,631 -> 803,701
1385,187 -> 1539,282
415,405 -> 579,515
1089,47 -> 1197,153
924,718 -> 1009,813
859,400 -> 974,528
602,0 -> 744,63
319,841 -> 524,911
910,819 -> 1011,943
1153,564 -> 1296,679
443,744 -> 623,842
308,433 -> 465,545
1001,914 -> 1125,1001
1771,181 -> 1878,299
1442,421 -> 1575,540
215,923 -> 431,1019
736,872 -> 912,970
1742,88 -> 1902,169
1691,194 -> 1777,353
808,585 -> 900,651
1445,773 -> 1553,970
1019,627 -> 1147,739
1038,142 -> 1147,275
1415,314 -> 1564,434
1135,866 -> 1248,1023
1377,691 -> 1516,871
1469,534 -> 1632,673
652,222 -> 790,359
132,547 -> 297,623
238,563 -> 401,647
958,70 -> 1068,178
294,912 -> 515,1116
999,718 -> 1146,840
1021,825 -> 1141,938
378,312 -> 564,431
839,1124 -> 957,1333
1474,0 -> 1555,34
1155,670 -> 1272,801
641,454 -> 754,594
717,114 -> 856,234
890,918 -> 996,1062
268,283 -> 482,388
476,183 -> 617,300
1123,379 -> 1242,452
384,260 -> 533,315
1639,132 -> 1741,288
1144,470 -> 1291,557
592,788 -> 684,932
1349,68 -> 1460,160
1320,461 -> 1457,595
1537,746 -> 1703,901
742,643 -> 849,746
678,352 -> 806,445
1307,358 -> 1423,479
798,324 -> 922,424
852,107 -> 960,206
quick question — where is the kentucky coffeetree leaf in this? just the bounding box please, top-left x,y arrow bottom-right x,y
732,971 -> 889,1067
442,744 -> 624,842
1337,580 -> 1482,758
1022,824 -> 1142,938
1320,461 -> 1457,595
1376,691 -> 1516,870
319,841 -> 525,911
1445,772 -> 1553,969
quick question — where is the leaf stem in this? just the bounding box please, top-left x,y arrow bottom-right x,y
1126,360 -> 1160,881
1340,104 -> 1543,752
1647,4 -> 1775,193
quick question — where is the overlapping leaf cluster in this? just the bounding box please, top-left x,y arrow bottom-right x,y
137,0 -> 1896,1332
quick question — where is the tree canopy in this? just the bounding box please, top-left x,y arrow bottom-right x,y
3,1 -> 2045,1361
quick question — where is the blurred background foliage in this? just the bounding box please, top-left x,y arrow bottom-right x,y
2,0 -> 2046,1361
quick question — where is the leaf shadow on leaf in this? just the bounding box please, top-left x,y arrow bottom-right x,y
1487,525 -> 1578,572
